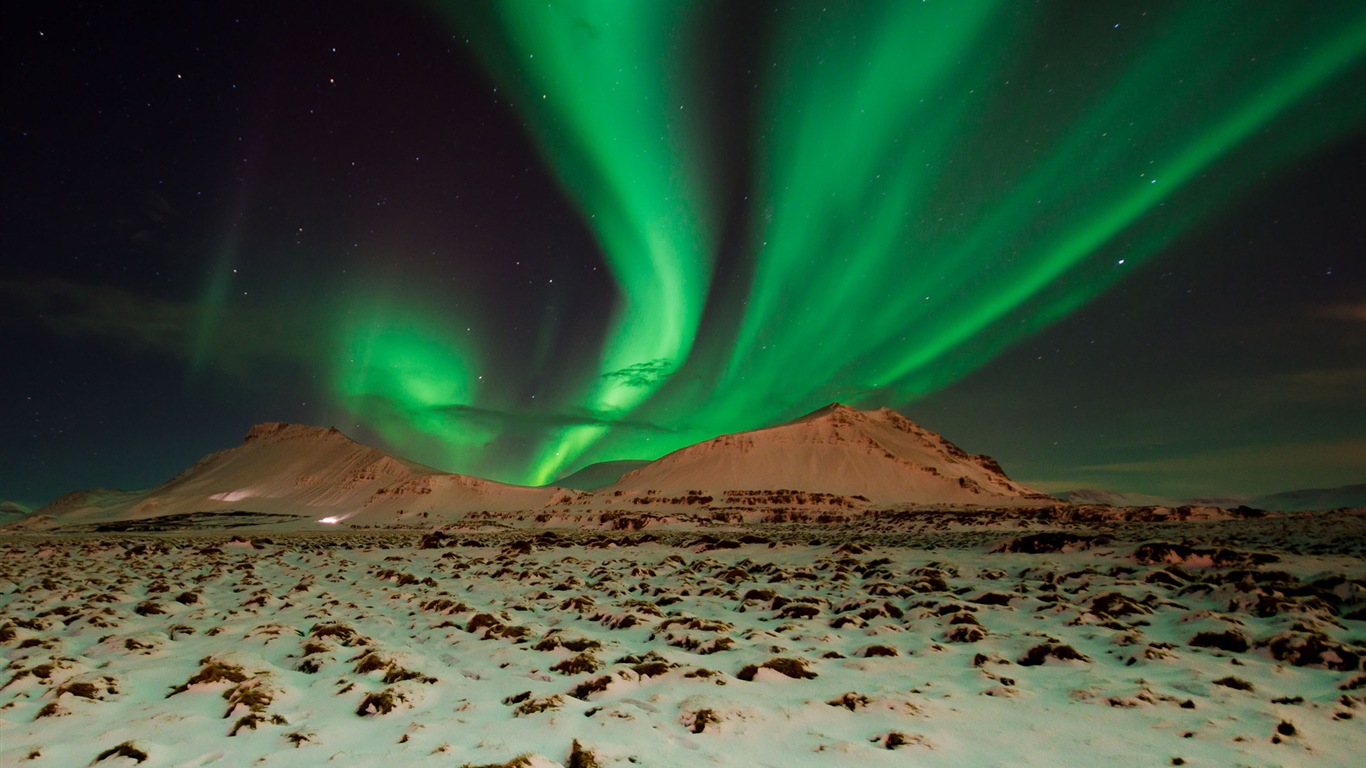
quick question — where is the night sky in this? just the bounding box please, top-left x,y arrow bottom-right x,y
4,1 -> 1365,508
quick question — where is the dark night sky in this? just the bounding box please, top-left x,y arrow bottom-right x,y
3,1 -> 1364,508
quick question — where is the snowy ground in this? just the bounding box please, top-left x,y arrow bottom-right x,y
2,516 -> 1364,767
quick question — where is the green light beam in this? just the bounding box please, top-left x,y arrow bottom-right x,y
439,1 -> 717,483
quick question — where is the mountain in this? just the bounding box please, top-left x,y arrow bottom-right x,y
14,407 -> 1061,531
1249,483 -> 1366,512
1052,488 -> 1185,507
0,501 -> 31,525
602,403 -> 1047,507
553,460 -> 652,491
20,422 -> 565,530
1054,484 -> 1366,512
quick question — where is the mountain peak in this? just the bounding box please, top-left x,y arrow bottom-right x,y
789,402 -> 872,425
244,422 -> 348,444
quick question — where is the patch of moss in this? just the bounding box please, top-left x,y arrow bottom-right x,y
168,660 -> 249,696
1213,676 -> 1254,691
1017,643 -> 1091,666
309,622 -> 365,646
686,708 -> 721,733
551,653 -> 602,676
382,665 -> 435,685
459,754 -> 536,768
568,675 -> 614,701
133,601 -> 166,616
224,680 -> 274,715
352,651 -> 390,675
57,681 -> 103,700
356,688 -> 405,716
827,692 -> 872,711
1189,630 -> 1250,653
1262,632 -> 1362,671
568,739 -> 600,768
737,657 -> 817,681
513,694 -> 564,716
229,713 -> 264,736
92,741 -> 148,764
535,633 -> 602,653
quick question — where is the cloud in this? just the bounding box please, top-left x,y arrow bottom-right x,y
1321,300 -> 1366,324
601,358 -> 674,388
338,394 -> 676,436
4,279 -> 193,353
1015,429 -> 1366,498
1246,367 -> 1366,405
1,279 -> 323,375
432,403 -> 676,434
1076,440 -> 1366,475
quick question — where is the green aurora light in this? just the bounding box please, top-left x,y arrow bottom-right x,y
332,1 -> 1366,485
434,1 -> 718,483
718,2 -> 1366,420
335,294 -> 493,470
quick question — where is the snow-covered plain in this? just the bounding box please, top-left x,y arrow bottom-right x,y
3,513 -> 1365,767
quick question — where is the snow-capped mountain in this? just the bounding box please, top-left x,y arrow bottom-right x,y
21,422 -> 565,530
603,403 -> 1046,506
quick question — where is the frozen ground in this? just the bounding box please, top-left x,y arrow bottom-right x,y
2,514 -> 1364,767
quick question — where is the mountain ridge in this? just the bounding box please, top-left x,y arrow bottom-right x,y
1054,483 -> 1366,512
24,405 -> 1351,532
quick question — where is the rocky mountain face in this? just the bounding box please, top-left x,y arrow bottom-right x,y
601,404 -> 1045,507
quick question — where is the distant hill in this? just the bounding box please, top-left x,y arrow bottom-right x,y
1250,484 -> 1366,512
21,423 -> 567,531
553,460 -> 652,491
1052,489 -> 1184,507
1054,484 -> 1366,512
0,501 -> 31,525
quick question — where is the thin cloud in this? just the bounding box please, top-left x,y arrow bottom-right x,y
1321,300 -> 1366,324
601,358 -> 674,388
1081,439 -> 1366,476
432,403 -> 676,434
1,279 -> 322,375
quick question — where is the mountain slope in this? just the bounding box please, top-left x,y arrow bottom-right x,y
24,423 -> 563,529
1250,483 -> 1366,512
604,404 -> 1046,506
553,460 -> 652,491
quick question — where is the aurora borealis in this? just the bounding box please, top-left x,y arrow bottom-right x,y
4,1 -> 1365,506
